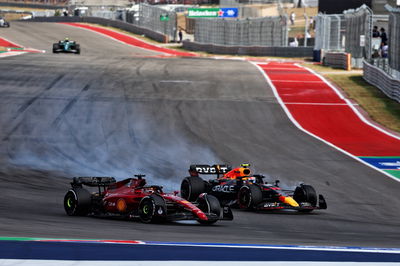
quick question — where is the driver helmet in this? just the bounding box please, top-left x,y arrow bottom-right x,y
65,37 -> 69,41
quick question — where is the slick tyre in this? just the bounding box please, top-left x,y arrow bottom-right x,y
238,184 -> 262,210
138,194 -> 166,223
181,176 -> 206,201
75,44 -> 80,54
197,194 -> 221,225
52,43 -> 60,53
294,184 -> 317,213
64,188 -> 91,216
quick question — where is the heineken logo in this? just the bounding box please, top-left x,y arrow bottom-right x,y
188,8 -> 238,18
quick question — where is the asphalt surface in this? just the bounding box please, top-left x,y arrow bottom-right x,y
1,22 -> 400,247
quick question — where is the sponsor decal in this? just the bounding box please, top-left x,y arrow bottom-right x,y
188,8 -> 238,18
263,202 -> 279,208
212,185 -> 235,193
117,199 -> 127,212
195,165 -> 229,174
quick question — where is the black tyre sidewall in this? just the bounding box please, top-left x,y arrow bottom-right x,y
139,197 -> 155,223
238,185 -> 262,209
197,194 -> 221,224
294,184 -> 317,207
64,190 -> 78,215
64,188 -> 91,216
181,176 -> 205,201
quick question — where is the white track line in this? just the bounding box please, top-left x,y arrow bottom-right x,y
251,62 -> 400,183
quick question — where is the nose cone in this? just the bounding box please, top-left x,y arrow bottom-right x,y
280,196 -> 299,207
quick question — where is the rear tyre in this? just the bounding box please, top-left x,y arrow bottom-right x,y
294,184 -> 317,213
180,176 -> 206,201
64,188 -> 91,216
138,194 -> 166,223
52,43 -> 60,53
238,184 -> 263,210
197,194 -> 221,225
75,44 -> 80,54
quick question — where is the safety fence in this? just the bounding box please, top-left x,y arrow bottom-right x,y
344,5 -> 373,68
364,60 -> 400,102
26,16 -> 169,43
194,15 -> 288,47
387,4 -> 400,76
314,14 -> 346,51
0,8 -> 55,17
129,4 -> 177,42
314,5 -> 392,69
74,4 -> 177,42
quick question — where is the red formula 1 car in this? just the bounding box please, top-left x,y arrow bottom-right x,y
64,175 -> 233,224
181,164 -> 327,213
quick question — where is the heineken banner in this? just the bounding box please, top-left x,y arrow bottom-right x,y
188,8 -> 238,18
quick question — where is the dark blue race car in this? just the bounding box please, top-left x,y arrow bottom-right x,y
53,38 -> 80,54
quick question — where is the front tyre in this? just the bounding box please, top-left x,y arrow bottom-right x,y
294,184 -> 317,213
197,194 -> 221,225
138,194 -> 166,223
75,44 -> 80,54
64,188 -> 91,216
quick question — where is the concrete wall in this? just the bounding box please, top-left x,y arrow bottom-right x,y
183,40 -> 313,57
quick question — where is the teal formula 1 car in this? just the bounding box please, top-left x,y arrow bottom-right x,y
53,38 -> 80,54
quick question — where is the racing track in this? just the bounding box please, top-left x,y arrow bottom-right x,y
1,22 -> 400,247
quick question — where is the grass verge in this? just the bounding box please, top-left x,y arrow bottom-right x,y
305,64 -> 400,133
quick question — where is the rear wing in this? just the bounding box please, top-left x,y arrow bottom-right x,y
189,164 -> 231,177
71,177 -> 116,188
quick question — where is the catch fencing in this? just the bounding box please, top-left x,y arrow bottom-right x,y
314,14 -> 346,51
128,4 -> 177,42
387,4 -> 400,78
314,5 -> 390,68
194,16 -> 288,47
363,5 -> 400,103
343,5 -> 373,67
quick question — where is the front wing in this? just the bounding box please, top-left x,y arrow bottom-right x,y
166,206 -> 233,222
255,195 -> 327,211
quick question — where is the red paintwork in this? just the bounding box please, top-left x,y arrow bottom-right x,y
101,178 -> 208,221
0,37 -> 22,48
259,62 -> 400,156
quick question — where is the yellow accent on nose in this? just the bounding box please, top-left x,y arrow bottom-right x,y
283,197 -> 299,207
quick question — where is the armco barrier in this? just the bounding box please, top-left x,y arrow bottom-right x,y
323,52 -> 351,70
183,41 -> 313,57
363,60 -> 400,103
25,16 -> 168,43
